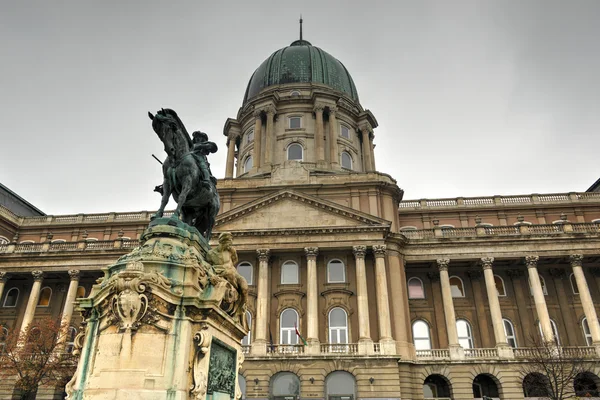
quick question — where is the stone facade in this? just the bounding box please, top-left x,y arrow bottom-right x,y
2,39 -> 600,400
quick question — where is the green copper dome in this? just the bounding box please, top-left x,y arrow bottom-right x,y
244,40 -> 359,103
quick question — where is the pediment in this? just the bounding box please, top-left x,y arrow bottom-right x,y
215,190 -> 389,232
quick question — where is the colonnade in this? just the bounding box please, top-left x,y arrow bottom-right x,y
436,254 -> 600,359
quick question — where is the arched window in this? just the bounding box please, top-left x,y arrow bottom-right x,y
281,261 -> 299,284
340,125 -> 350,139
575,372 -> 600,397
271,372 -> 300,400
570,273 -> 579,294
0,236 -> 9,245
238,374 -> 247,400
287,143 -> 303,161
245,128 -> 254,144
412,320 -> 431,350
329,308 -> 348,346
582,317 -> 593,346
76,286 -> 86,298
423,375 -> 451,399
37,287 -> 52,307
325,371 -> 356,400
494,275 -> 506,296
407,277 -> 425,299
503,318 -> 517,348
456,319 -> 473,349
538,319 -> 561,345
472,374 -> 499,399
279,309 -> 298,345
237,262 -> 253,285
243,156 -> 253,173
288,116 -> 302,129
290,90 -> 301,97
327,259 -> 345,283
3,288 -> 19,307
340,152 -> 353,170
529,275 -> 548,296
449,276 -> 465,297
523,372 -> 551,398
65,326 -> 77,354
51,239 -> 66,243
242,311 -> 252,346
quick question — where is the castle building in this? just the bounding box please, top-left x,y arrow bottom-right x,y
1,37 -> 600,400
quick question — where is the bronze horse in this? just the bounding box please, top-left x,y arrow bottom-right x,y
148,109 -> 220,239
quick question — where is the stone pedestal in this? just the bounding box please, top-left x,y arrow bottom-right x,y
66,220 -> 248,400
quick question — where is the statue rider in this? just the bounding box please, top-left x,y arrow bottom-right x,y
191,131 -> 217,187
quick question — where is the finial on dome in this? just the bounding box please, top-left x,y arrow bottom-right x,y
299,15 -> 303,41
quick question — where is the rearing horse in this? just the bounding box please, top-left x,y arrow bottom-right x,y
148,109 -> 220,239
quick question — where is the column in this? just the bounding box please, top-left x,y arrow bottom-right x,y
20,270 -> 44,333
225,133 -> 237,178
264,106 -> 275,165
304,247 -> 319,351
525,255 -> 554,343
352,246 -> 371,344
387,252 -> 412,358
570,254 -> 600,345
481,257 -> 513,357
368,133 -> 376,171
360,126 -> 372,172
57,270 -> 80,350
252,110 -> 263,170
253,249 -> 270,354
437,258 -> 462,359
328,107 -> 339,167
372,245 -> 393,341
314,104 -> 325,162
0,271 -> 7,302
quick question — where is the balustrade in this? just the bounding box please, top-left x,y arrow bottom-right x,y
319,343 -> 358,354
463,348 -> 498,359
415,349 -> 450,360
267,344 -> 305,355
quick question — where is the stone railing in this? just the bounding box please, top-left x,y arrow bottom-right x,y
0,239 -> 140,254
267,344 -> 305,355
320,343 -> 359,354
399,192 -> 600,210
464,348 -> 498,359
416,346 -> 599,361
415,349 -> 450,360
401,223 -> 599,241
241,345 -> 251,354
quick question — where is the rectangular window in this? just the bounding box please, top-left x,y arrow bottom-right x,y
340,125 -> 350,139
289,117 -> 301,129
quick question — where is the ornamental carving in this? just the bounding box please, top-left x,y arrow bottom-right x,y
207,340 -> 236,399
304,247 -> 319,258
480,257 -> 494,270
313,103 -> 325,113
436,258 -> 450,272
372,244 -> 387,257
191,328 -> 211,400
570,254 -> 584,267
524,255 -> 539,268
32,270 -> 44,281
68,269 -> 80,280
352,245 -> 367,258
256,249 -> 271,262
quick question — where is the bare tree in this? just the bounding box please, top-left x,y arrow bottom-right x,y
520,335 -> 600,400
0,318 -> 77,400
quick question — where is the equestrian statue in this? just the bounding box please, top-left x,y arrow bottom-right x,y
148,108 -> 220,239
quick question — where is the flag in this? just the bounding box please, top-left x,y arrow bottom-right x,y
269,329 -> 275,352
294,323 -> 307,346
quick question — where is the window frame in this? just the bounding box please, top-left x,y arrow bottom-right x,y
503,318 -> 517,348
538,319 -> 561,345
407,277 -> 425,299
37,286 -> 52,307
582,317 -> 593,346
449,276 -> 465,298
290,90 -> 301,97
287,143 -> 304,161
3,288 -> 19,308
281,260 -> 299,285
328,307 -> 349,345
340,125 -> 350,139
279,308 -> 299,345
570,273 -> 579,295
246,128 -> 254,144
288,116 -> 302,129
65,326 -> 77,354
456,318 -> 474,349
412,319 -> 432,350
243,155 -> 253,173
327,259 -> 346,283
76,286 -> 86,298
0,236 -> 9,245
242,311 -> 252,346
494,274 -> 507,296
529,275 -> 549,296
340,151 -> 353,170
237,261 -> 253,285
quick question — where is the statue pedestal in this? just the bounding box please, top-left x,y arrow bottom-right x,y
67,221 -> 247,400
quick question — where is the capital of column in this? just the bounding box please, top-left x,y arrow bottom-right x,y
32,270 -> 44,282
252,109 -> 263,118
328,106 -> 337,116
228,132 -> 240,141
304,247 -> 319,259
436,258 -> 450,272
570,254 -> 584,268
0,271 -> 8,283
525,255 -> 539,268
265,105 -> 276,116
481,257 -> 494,270
352,245 -> 367,258
68,269 -> 81,280
313,103 -> 325,113
256,249 -> 271,262
372,245 -> 387,258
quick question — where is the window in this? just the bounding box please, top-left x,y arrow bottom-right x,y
290,90 -> 300,97
38,287 -> 52,307
570,273 -> 579,294
327,260 -> 345,283
528,275 -> 548,296
449,276 -> 465,297
65,326 -> 77,354
76,286 -> 86,298
243,156 -> 253,173
0,236 -> 9,245
523,373 -> 551,398
456,319 -> 473,349
271,372 -> 300,399
237,262 -> 253,285
582,317 -> 593,346
242,311 -> 252,346
494,275 -> 506,296
280,309 -> 299,345
281,261 -> 299,284
412,320 -> 431,350
340,152 -> 353,170
287,143 -> 303,161
340,125 -> 350,139
408,277 -> 425,299
538,319 -> 561,345
328,308 -> 348,345
246,128 -> 254,144
51,239 -> 66,243
3,288 -> 19,307
288,116 -> 302,129
503,318 -> 517,347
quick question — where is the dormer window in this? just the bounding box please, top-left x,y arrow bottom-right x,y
340,125 -> 350,139
288,116 -> 302,129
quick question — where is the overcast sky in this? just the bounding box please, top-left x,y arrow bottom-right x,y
1,1 -> 598,215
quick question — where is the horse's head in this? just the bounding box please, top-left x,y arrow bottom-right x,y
148,108 -> 191,159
